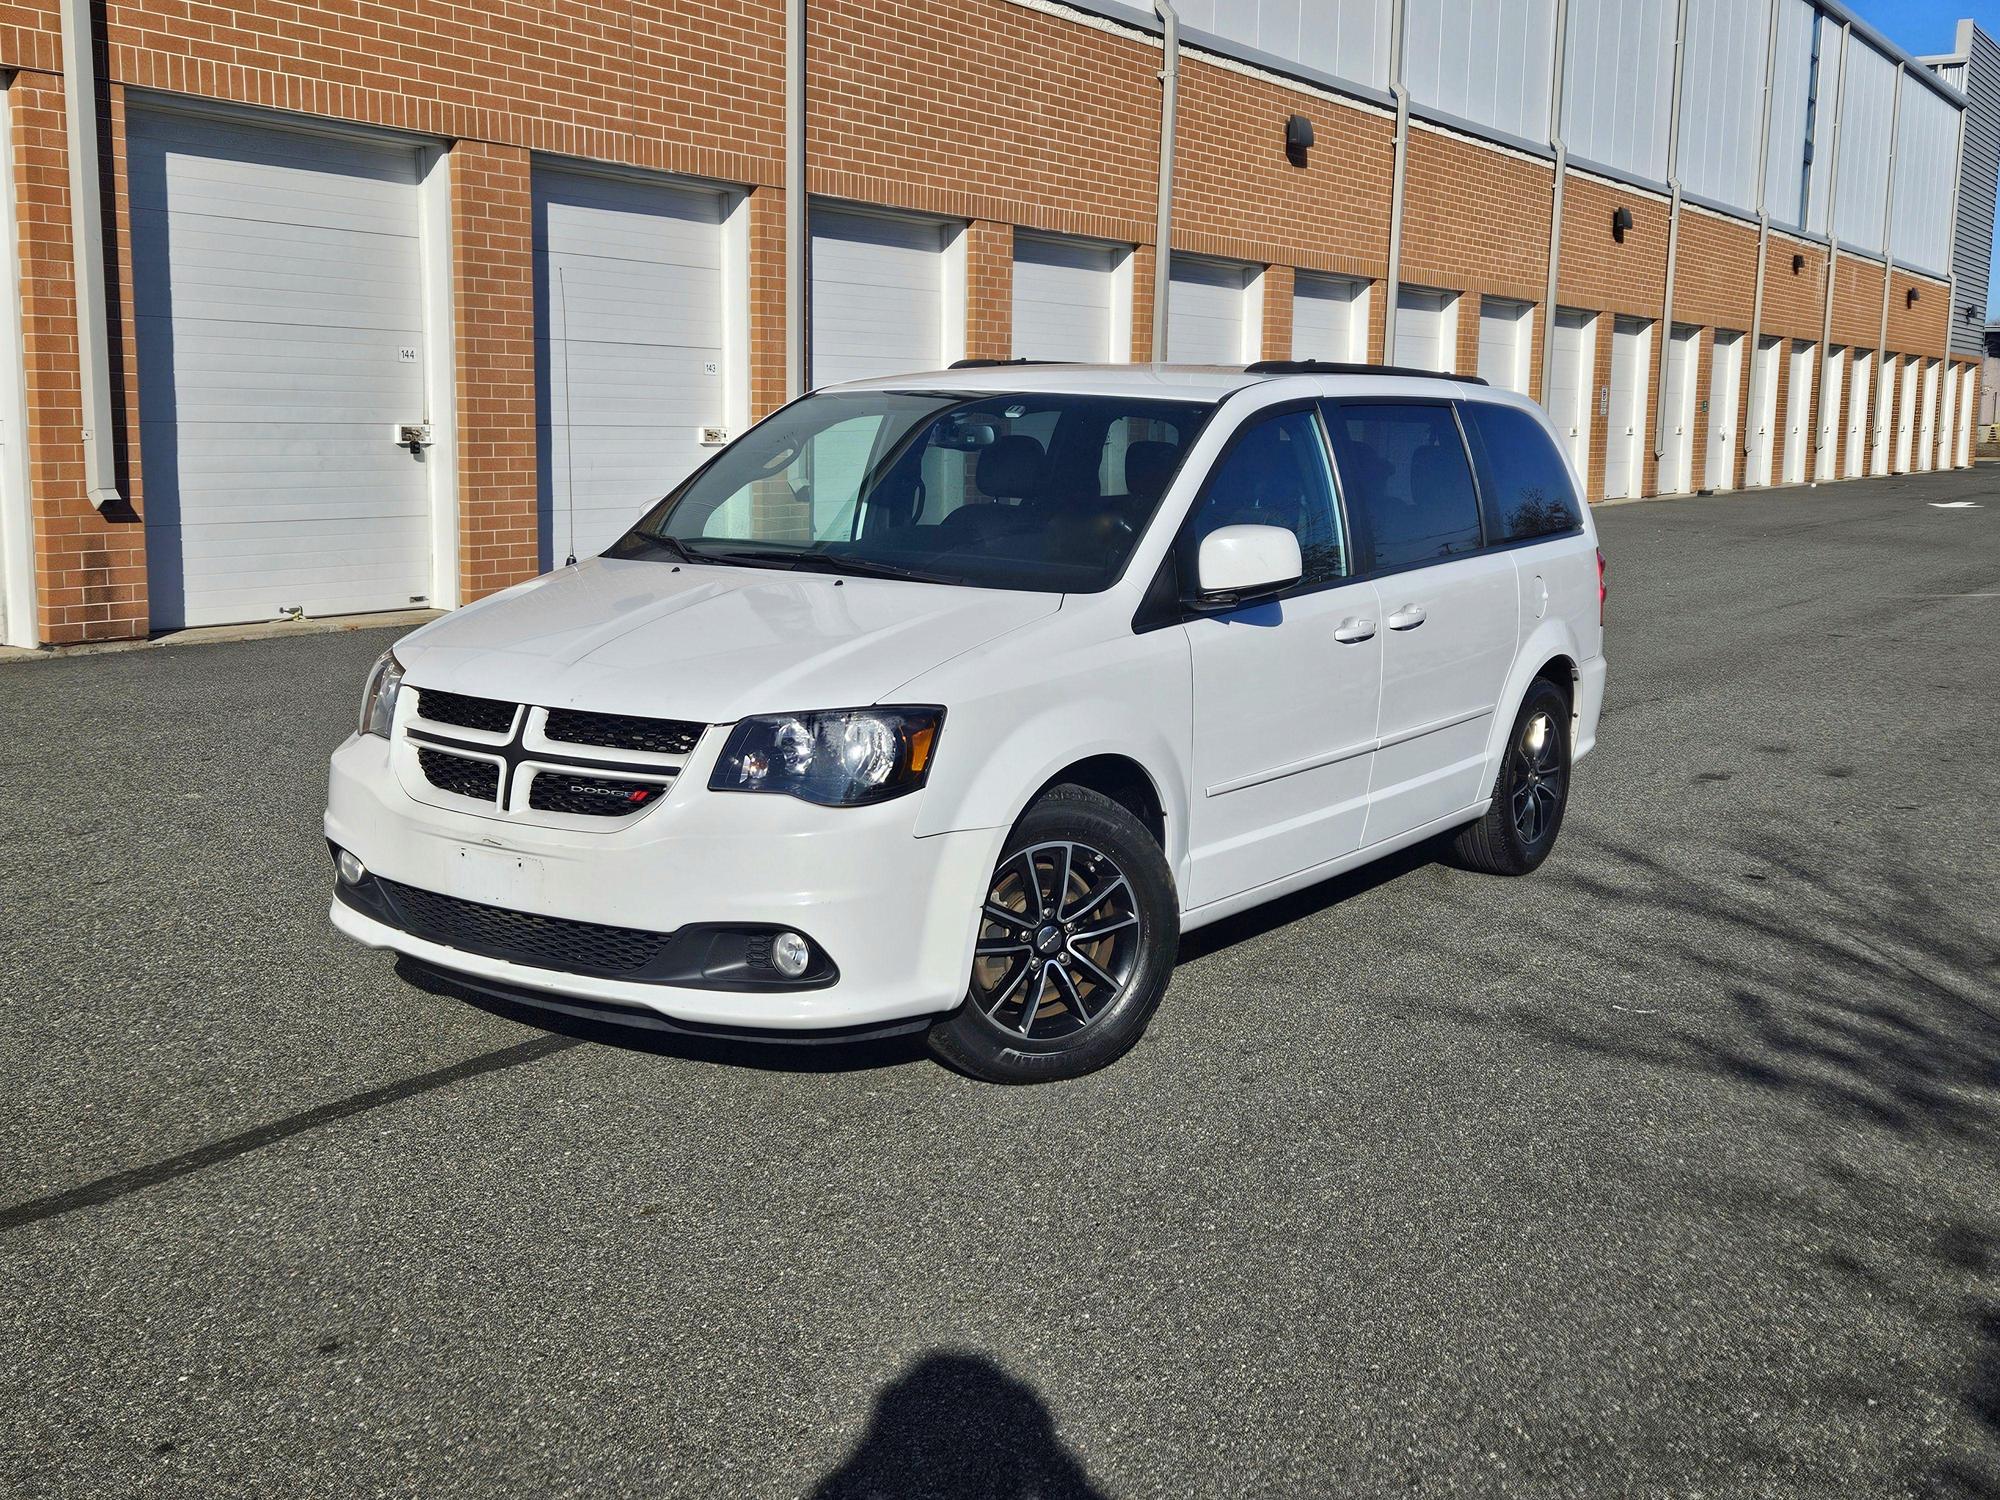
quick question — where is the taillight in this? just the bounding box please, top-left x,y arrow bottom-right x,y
1596,547 -> 1608,620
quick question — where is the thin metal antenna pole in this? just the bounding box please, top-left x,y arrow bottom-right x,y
559,266 -> 580,566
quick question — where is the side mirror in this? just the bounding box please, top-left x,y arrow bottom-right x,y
1192,524 -> 1303,609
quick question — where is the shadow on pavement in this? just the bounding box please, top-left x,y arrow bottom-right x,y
809,1351 -> 1106,1500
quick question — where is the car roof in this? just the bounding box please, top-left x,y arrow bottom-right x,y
816,361 -> 1503,404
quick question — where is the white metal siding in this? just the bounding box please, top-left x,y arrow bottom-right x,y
1475,297 -> 1532,393
1831,39 -> 1897,254
1177,0 -> 1392,91
1168,256 -> 1257,363
1657,324 -> 1697,494
1547,308 -> 1594,479
811,208 -> 949,386
1678,0 -> 1771,214
1707,330 -> 1743,490
1783,340 -> 1815,483
1402,0 -> 1556,144
1890,84 -> 1959,274
1766,1 -> 1838,235
1603,316 -> 1650,500
1846,350 -> 1872,478
130,108 -> 431,630
1012,234 -> 1119,362
534,168 -> 727,567
1292,273 -> 1367,362
1561,0 -> 1676,182
1393,286 -> 1456,373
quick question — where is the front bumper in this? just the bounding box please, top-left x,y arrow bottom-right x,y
325,731 -> 1002,1032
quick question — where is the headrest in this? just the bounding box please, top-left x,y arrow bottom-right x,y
1124,440 -> 1180,501
976,434 -> 1046,500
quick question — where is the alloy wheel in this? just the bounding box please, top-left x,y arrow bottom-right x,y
1510,709 -> 1566,846
970,841 -> 1142,1040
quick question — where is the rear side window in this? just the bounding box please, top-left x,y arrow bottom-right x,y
1460,401 -> 1584,542
1323,403 -> 1483,570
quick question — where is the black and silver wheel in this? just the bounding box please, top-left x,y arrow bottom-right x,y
1452,678 -> 1573,876
928,784 -> 1176,1083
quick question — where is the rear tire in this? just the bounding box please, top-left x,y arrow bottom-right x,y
1453,678 -> 1572,876
927,784 -> 1177,1084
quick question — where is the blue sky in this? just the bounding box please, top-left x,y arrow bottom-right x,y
1844,1 -> 1999,307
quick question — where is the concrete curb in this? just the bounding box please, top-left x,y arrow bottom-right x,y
0,609 -> 441,664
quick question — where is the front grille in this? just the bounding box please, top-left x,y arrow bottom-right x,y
378,877 -> 670,975
544,707 -> 702,757
418,748 -> 499,802
529,770 -> 667,818
416,688 -> 516,735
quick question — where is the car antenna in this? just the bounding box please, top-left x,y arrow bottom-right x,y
559,265 -> 579,567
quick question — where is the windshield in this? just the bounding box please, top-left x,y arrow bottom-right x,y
607,390 -> 1216,592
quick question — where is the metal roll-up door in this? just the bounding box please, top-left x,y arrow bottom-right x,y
1393,287 -> 1454,373
1547,309 -> 1595,480
1476,299 -> 1532,393
1168,257 -> 1255,364
535,168 -> 727,567
1604,317 -> 1650,500
1707,331 -> 1743,491
1293,274 -> 1366,363
1749,337 -> 1780,486
811,208 -> 949,385
1783,341 -> 1815,483
1657,325 -> 1697,494
130,108 -> 432,629
1846,352 -> 1872,479
1817,348 -> 1844,481
1012,235 -> 1118,362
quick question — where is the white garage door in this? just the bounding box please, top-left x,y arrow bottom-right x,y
1896,357 -> 1918,471
1782,340 -> 1815,483
1817,346 -> 1844,481
1292,274 -> 1366,362
1168,257 -> 1256,363
1918,359 -> 1940,471
1707,331 -> 1743,491
536,168 -> 726,567
1013,234 -> 1119,362
812,207 -> 950,386
1846,351 -> 1872,479
1547,309 -> 1595,480
1748,336 -> 1780,486
1393,287 -> 1456,373
1604,316 -> 1651,500
1476,298 -> 1532,393
1657,324 -> 1697,495
130,108 -> 432,629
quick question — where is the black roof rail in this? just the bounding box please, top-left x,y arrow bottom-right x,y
1244,359 -> 1488,385
947,357 -> 1067,369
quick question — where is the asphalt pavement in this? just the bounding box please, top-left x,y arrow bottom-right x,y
2,467 -> 1997,1499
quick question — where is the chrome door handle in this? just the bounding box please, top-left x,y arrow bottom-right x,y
1387,605 -> 1427,631
1333,617 -> 1376,644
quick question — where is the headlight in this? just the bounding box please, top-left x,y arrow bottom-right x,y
358,651 -> 405,738
709,707 -> 943,806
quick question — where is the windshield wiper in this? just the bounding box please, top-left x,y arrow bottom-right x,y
784,553 -> 944,583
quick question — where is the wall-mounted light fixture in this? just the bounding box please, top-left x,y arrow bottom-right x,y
1907,287 -> 1920,308
1963,303 -> 1981,324
1791,252 -> 1805,274
1611,206 -> 1633,243
1285,114 -> 1314,167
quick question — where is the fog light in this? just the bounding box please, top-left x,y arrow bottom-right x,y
336,849 -> 366,886
771,931 -> 811,979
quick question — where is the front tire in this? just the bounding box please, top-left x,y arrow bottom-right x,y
927,785 -> 1177,1084
1452,678 -> 1573,876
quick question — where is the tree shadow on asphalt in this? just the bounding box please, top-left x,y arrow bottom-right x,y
808,1350 -> 1106,1500
1425,820 -> 2000,1495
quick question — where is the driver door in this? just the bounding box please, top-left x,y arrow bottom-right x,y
1181,405 -> 1384,910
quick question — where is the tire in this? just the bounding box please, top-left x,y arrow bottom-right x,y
927,784 -> 1178,1084
1452,678 -> 1573,876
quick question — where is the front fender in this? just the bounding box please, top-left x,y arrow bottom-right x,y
909,624 -> 1194,878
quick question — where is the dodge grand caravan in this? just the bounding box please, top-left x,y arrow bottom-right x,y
327,362 -> 1606,1082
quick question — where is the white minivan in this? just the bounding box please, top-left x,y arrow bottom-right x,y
328,362 -> 1606,1082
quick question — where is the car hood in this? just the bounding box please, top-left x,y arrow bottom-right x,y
395,557 -> 1061,723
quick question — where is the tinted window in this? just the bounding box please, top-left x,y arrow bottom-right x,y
1460,401 -> 1584,541
616,391 -> 1214,593
1185,409 -> 1348,587
1324,403 -> 1483,570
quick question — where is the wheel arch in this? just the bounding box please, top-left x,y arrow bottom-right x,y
1482,622 -> 1586,781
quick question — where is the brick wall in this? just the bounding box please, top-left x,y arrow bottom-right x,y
0,0 -> 1966,643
